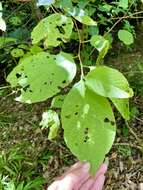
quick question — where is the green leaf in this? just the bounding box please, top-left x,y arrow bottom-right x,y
74,15 -> 97,26
85,66 -> 133,98
118,30 -> 134,45
61,81 -> 116,173
39,110 -> 60,140
7,52 -> 76,103
51,94 -> 66,108
31,13 -> 73,47
11,48 -> 24,58
111,98 -> 130,120
0,37 -> 17,48
119,0 -> 128,9
90,35 -> 110,64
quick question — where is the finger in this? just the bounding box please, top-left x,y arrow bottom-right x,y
47,181 -> 59,190
92,175 -> 105,190
79,177 -> 95,190
55,162 -> 83,181
95,163 -> 108,179
58,163 -> 90,190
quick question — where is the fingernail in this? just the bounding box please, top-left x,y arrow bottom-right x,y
104,157 -> 109,167
82,162 -> 90,171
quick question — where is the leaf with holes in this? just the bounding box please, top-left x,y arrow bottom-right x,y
7,52 -> 76,103
85,66 -> 133,99
61,81 -> 116,173
31,13 -> 73,47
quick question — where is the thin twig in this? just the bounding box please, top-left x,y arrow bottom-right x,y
125,120 -> 141,143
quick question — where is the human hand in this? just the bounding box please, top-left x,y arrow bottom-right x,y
47,161 -> 108,190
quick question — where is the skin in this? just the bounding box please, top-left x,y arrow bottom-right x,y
47,162 -> 107,190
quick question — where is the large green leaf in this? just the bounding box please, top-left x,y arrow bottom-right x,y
7,52 -> 76,103
111,98 -> 130,120
118,30 -> 134,45
90,35 -> 110,64
85,66 -> 133,98
31,13 -> 73,47
61,81 -> 116,173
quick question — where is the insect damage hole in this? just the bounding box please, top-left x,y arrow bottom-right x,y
16,73 -> 22,78
104,117 -> 110,123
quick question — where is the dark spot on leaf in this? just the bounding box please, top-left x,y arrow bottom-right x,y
62,80 -> 66,84
16,73 -> 22,78
75,105 -> 79,107
126,104 -> 128,108
74,112 -> 78,115
75,143 -> 78,146
44,82 -> 47,85
23,84 -> 30,92
56,26 -> 65,34
29,89 -> 33,93
111,121 -> 115,126
25,75 -> 28,78
21,67 -> 24,71
57,38 -> 62,42
62,23 -> 66,26
49,81 -> 52,85
84,139 -> 87,143
58,86 -> 62,90
65,115 -> 71,119
104,117 -> 110,123
51,73 -> 55,76
46,56 -> 49,58
84,128 -> 89,134
84,136 -> 89,143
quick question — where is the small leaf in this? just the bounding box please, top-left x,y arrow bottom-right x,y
85,66 -> 133,98
74,15 -> 97,26
11,48 -> 24,58
31,13 -> 73,47
61,81 -> 116,173
119,0 -> 128,9
51,94 -> 66,108
0,37 -> 17,48
90,35 -> 110,64
40,110 -> 60,140
7,52 -> 76,103
111,98 -> 130,120
118,30 -> 134,45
